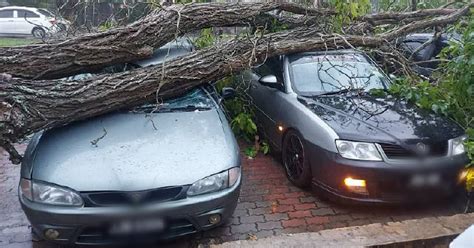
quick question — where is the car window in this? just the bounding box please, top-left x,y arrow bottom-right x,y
403,41 -> 436,61
289,53 -> 390,96
37,9 -> 53,17
17,10 -> 40,18
132,88 -> 214,113
0,10 -> 13,18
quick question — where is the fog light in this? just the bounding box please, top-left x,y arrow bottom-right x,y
278,125 -> 284,132
209,214 -> 221,225
44,229 -> 60,240
344,177 -> 368,195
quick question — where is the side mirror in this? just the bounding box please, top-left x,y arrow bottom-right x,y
221,87 -> 236,100
258,75 -> 281,90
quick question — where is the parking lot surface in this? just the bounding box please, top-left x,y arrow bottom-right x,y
0,144 -> 468,247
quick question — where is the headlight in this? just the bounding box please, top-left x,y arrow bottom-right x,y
335,140 -> 382,161
450,135 -> 467,155
19,179 -> 83,206
187,167 -> 240,196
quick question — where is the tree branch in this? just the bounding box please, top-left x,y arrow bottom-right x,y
0,2 -> 334,80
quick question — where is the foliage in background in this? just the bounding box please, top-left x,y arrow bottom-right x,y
98,20 -> 116,32
330,0 -> 370,30
194,28 -> 215,49
378,0 -> 453,11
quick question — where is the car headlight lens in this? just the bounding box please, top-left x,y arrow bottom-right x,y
450,135 -> 467,155
335,140 -> 382,161
187,167 -> 240,196
19,179 -> 83,206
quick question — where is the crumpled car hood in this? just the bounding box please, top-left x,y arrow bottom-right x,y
31,110 -> 238,192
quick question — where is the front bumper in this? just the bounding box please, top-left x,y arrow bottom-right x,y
20,177 -> 241,245
307,143 -> 469,204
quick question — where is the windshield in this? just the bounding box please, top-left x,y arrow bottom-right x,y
132,88 -> 214,113
289,53 -> 390,96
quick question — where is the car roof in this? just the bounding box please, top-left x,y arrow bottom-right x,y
403,33 -> 460,42
0,6 -> 39,11
287,49 -> 369,62
291,49 -> 364,56
133,38 -> 194,67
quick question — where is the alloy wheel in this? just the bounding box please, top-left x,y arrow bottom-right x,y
284,133 -> 305,181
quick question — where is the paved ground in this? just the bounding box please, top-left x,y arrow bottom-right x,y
0,143 -> 470,247
216,213 -> 474,248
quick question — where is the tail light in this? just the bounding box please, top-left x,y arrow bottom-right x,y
49,18 -> 57,25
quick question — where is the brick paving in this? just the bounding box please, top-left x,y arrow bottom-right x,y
0,143 -> 470,247
217,213 -> 474,248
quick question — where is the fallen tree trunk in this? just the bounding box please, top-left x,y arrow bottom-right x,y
0,3 -> 463,80
1,3 -> 471,163
0,2 -> 334,80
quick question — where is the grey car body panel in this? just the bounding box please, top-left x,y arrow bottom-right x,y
245,56 -> 339,153
26,90 -> 239,191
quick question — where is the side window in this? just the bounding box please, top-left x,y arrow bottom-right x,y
0,10 -> 13,18
17,10 -> 40,18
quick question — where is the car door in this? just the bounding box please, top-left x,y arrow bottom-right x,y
15,9 -> 40,34
0,9 -> 15,34
248,56 -> 287,147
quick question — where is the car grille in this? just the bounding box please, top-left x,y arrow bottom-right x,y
75,218 -> 196,245
81,186 -> 186,207
379,142 -> 448,160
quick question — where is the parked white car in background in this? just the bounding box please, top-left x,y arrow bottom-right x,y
0,6 -> 68,38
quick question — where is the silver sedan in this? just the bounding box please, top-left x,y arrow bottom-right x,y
18,43 -> 241,245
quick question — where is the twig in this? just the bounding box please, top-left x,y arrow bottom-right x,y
90,127 -> 107,147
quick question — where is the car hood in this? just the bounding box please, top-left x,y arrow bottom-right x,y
31,109 -> 239,192
298,94 -> 464,143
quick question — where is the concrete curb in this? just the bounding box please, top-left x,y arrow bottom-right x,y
213,213 -> 474,248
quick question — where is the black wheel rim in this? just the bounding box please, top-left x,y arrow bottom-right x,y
284,134 -> 305,180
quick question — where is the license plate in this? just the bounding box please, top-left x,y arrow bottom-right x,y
109,217 -> 165,236
410,173 -> 441,187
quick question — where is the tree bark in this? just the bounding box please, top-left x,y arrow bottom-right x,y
0,3 -> 461,80
1,3 -> 471,163
0,2 -> 334,80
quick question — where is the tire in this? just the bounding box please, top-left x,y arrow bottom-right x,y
282,129 -> 312,188
32,27 -> 45,38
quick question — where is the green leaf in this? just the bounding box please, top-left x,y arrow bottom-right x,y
245,146 -> 258,158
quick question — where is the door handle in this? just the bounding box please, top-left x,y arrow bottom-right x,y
8,20 -> 14,22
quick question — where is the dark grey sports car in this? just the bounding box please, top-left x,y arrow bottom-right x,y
244,50 -> 469,204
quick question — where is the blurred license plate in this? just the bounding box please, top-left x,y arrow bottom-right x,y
109,218 -> 165,235
410,173 -> 441,187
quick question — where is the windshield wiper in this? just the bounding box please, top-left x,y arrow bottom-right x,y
132,104 -> 211,113
162,105 -> 212,112
318,88 -> 364,96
